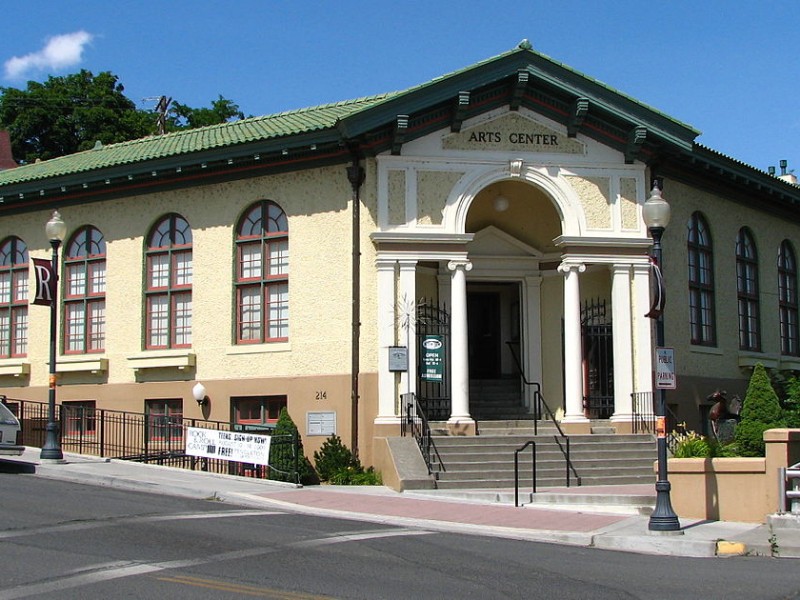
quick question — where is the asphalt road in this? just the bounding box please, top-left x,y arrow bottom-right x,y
1,464 -> 799,599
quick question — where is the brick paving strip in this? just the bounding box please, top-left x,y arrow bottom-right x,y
256,489 -> 627,532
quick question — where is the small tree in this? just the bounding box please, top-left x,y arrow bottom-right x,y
734,363 -> 786,456
269,407 -> 315,484
314,435 -> 359,482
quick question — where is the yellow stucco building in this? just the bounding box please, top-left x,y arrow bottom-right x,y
1,43 -> 799,471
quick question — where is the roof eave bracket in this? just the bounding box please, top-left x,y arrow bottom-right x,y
451,91 -> 470,133
625,126 -> 647,164
567,98 -> 589,137
391,115 -> 409,156
510,70 -> 529,111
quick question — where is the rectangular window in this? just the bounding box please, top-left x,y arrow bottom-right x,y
147,296 -> 169,348
268,240 -> 289,276
267,283 -> 288,340
240,243 -> 262,280
88,300 -> 105,351
62,401 -> 96,436
172,292 -> 192,346
233,396 -> 287,426
174,251 -> 192,287
146,399 -> 183,441
148,254 -> 170,289
238,286 -> 262,341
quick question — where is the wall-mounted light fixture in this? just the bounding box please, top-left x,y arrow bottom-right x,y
493,195 -> 510,212
192,382 -> 208,407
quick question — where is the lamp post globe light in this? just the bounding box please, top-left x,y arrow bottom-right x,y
642,180 -> 680,532
41,210 -> 66,461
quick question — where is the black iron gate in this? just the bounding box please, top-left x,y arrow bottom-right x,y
416,300 -> 451,421
581,299 -> 614,419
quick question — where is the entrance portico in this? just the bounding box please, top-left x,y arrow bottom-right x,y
372,108 -> 657,435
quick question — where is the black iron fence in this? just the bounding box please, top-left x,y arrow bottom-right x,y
4,398 -> 300,483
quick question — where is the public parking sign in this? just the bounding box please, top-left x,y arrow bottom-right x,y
655,347 -> 676,389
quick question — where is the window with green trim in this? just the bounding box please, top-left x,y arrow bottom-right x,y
235,201 -> 288,343
779,240 -> 799,357
736,227 -> 760,351
145,214 -> 192,349
687,212 -> 716,346
0,237 -> 28,358
65,226 -> 106,353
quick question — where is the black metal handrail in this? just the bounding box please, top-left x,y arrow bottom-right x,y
514,440 -> 536,507
401,393 -> 444,475
507,341 -> 581,487
631,390 -> 685,453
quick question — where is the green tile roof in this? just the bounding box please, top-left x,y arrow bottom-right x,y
0,93 -> 395,187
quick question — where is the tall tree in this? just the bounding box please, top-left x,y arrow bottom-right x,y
0,70 -> 152,163
0,71 -> 245,164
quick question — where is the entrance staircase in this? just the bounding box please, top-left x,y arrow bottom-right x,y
428,425 -> 657,490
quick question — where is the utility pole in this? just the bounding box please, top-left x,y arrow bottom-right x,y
144,96 -> 172,135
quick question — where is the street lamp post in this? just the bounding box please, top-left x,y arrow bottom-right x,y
642,180 -> 681,532
40,210 -> 66,461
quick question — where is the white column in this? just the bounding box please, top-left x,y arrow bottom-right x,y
633,263 -> 654,394
398,260 -> 418,402
610,263 -> 635,424
376,260 -> 398,422
558,262 -> 588,423
523,275 -> 543,409
448,259 -> 473,423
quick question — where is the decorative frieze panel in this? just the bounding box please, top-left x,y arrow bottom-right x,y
442,112 -> 584,154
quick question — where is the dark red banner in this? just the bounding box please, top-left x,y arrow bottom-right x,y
31,258 -> 56,307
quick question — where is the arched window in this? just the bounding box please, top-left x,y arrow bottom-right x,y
687,212 -> 716,345
235,201 -> 288,343
779,240 -> 799,356
145,214 -> 192,349
0,237 -> 28,357
64,226 -> 106,353
736,227 -> 760,351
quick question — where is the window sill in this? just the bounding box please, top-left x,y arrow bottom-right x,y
689,344 -> 723,356
56,356 -> 109,374
226,342 -> 290,355
128,350 -> 196,371
779,356 -> 800,372
738,352 -> 779,370
0,360 -> 30,377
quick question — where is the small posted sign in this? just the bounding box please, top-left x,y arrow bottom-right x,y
420,335 -> 445,382
655,347 -> 676,390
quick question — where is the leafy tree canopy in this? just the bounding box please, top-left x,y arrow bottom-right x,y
0,70 -> 244,164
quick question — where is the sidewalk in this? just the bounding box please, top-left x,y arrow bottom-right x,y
7,448 -> 799,559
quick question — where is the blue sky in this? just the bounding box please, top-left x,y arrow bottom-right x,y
3,1 -> 798,175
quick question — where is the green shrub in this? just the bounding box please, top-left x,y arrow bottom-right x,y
782,376 -> 800,428
313,435 -> 358,482
672,431 -> 711,458
330,466 -> 383,486
269,407 -> 316,484
734,363 -> 787,456
313,434 -> 382,485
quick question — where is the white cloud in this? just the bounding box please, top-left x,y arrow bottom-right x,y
4,31 -> 94,79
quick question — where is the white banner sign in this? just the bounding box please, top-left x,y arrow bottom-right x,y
185,427 -> 271,465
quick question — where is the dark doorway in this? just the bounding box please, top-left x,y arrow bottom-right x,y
468,292 -> 502,379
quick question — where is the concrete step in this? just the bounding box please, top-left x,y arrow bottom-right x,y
434,473 -> 655,490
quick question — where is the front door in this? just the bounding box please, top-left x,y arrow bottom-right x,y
468,292 -> 501,379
